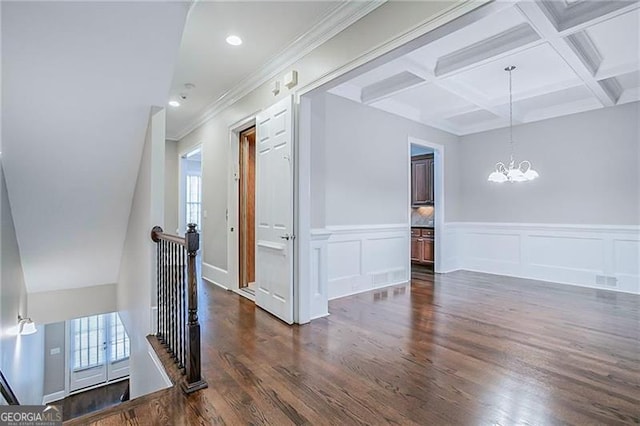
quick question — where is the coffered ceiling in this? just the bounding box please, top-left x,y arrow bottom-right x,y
328,0 -> 640,136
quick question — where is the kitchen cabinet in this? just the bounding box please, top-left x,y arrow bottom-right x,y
411,154 -> 434,205
411,227 -> 434,265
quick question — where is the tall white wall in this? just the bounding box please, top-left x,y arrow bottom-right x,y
176,1 -> 469,286
457,102 -> 640,225
0,165 -> 45,404
117,108 -> 171,399
165,140 -> 179,234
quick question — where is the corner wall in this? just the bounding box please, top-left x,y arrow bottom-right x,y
117,108 -> 171,399
0,165 -> 45,404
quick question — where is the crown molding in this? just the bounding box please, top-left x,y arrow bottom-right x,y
170,0 -> 387,141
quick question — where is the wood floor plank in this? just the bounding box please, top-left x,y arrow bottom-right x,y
66,269 -> 640,425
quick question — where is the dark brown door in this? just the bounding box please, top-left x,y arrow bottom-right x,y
239,127 -> 256,289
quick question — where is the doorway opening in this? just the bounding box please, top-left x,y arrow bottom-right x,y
408,137 -> 445,276
180,148 -> 202,235
238,126 -> 256,296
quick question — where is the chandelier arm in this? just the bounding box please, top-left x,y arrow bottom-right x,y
519,160 -> 531,173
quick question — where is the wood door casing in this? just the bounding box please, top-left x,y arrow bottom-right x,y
239,127 -> 256,288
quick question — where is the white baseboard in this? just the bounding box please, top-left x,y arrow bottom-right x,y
449,222 -> 640,294
43,391 -> 66,405
201,262 -> 229,290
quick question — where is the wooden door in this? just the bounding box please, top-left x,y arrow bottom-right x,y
239,127 -> 256,289
255,96 -> 294,324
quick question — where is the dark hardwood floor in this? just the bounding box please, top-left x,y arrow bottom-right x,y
66,269 -> 640,425
59,379 -> 128,421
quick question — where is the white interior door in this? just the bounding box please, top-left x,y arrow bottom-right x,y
255,96 -> 294,324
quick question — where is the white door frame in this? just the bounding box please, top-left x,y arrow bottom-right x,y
227,112 -> 259,296
178,145 -> 202,236
408,137 -> 446,273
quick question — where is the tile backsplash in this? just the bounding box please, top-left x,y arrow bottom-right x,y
411,206 -> 434,227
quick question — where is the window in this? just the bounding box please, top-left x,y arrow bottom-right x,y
186,174 -> 201,227
109,312 -> 130,363
72,315 -> 105,371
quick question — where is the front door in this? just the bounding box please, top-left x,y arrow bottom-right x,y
255,96 -> 294,324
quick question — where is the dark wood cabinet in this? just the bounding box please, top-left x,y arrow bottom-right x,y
411,154 -> 434,205
411,227 -> 434,265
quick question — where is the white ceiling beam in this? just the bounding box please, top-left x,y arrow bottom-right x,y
542,0 -> 640,35
517,1 -> 618,107
402,58 -> 524,122
434,23 -> 541,76
361,71 -> 427,104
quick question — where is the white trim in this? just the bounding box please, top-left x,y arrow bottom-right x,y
171,1 -> 386,140
178,145 -> 202,235
42,391 -> 66,405
408,136 -> 446,273
147,343 -> 172,388
201,262 -> 229,290
227,113 -> 259,295
448,222 -> 640,233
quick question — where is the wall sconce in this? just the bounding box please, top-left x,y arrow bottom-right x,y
17,315 -> 37,335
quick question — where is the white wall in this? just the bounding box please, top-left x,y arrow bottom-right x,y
0,165 -> 45,405
117,108 -> 171,399
318,93 -> 460,227
457,102 -> 640,225
165,140 -> 179,235
176,1 -> 470,285
450,103 -> 640,294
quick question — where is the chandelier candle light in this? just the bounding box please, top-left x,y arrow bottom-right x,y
488,66 -> 539,183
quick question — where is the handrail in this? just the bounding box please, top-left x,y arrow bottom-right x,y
0,369 -> 20,405
151,226 -> 186,246
151,223 -> 207,394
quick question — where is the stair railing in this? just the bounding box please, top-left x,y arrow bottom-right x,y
0,369 -> 19,405
151,223 -> 207,393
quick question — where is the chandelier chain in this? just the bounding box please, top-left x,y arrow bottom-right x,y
509,67 -> 514,161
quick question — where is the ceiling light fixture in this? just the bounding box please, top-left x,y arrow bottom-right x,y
168,100 -> 180,108
488,66 -> 539,183
17,315 -> 37,336
226,35 -> 242,46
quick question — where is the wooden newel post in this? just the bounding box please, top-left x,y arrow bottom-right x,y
182,223 -> 208,393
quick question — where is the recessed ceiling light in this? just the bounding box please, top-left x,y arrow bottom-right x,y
226,35 -> 242,46
169,100 -> 180,107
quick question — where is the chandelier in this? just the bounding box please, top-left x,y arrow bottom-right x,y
488,66 -> 539,183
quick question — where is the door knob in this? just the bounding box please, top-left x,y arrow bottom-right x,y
280,233 -> 294,240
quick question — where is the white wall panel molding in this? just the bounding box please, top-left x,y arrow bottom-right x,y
319,224 -> 410,300
309,230 -> 331,319
448,222 -> 640,294
201,262 -> 229,290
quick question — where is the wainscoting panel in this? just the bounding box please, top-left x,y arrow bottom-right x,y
450,223 -> 640,294
321,224 -> 410,300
